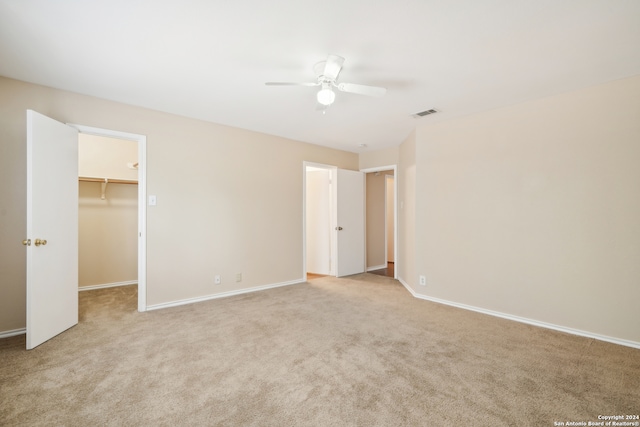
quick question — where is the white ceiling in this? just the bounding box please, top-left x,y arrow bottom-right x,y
1,0 -> 639,153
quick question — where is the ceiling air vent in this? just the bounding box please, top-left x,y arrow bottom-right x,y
413,109 -> 438,118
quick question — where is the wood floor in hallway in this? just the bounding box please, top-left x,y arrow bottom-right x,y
369,262 -> 394,278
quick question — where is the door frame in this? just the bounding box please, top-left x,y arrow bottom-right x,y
361,165 -> 398,279
68,123 -> 148,312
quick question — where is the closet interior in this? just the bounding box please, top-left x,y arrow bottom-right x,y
78,133 -> 138,291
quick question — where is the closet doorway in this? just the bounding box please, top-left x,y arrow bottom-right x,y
70,124 -> 147,311
78,134 -> 138,300
24,112 -> 147,349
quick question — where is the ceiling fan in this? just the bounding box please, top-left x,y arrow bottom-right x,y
265,54 -> 387,109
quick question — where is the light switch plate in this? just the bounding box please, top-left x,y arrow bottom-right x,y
148,195 -> 157,206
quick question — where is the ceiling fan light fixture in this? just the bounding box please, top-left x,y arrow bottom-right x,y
317,87 -> 335,106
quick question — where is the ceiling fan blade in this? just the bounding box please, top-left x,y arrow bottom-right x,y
336,82 -> 387,97
265,82 -> 319,87
323,55 -> 345,80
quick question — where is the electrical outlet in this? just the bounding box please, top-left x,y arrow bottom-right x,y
419,275 -> 426,286
236,273 -> 242,282
214,275 -> 221,285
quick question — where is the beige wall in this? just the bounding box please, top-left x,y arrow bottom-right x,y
398,131 -> 416,288
359,146 -> 399,170
0,76 -> 358,331
414,75 -> 640,343
365,170 -> 394,269
79,134 -> 138,181
79,182 -> 138,287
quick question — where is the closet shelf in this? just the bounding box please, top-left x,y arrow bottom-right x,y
79,176 -> 138,185
79,176 -> 138,200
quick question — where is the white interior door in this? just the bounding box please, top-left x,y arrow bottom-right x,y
26,110 -> 79,350
335,169 -> 365,277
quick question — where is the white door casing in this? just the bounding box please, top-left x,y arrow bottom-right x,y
335,168 -> 365,277
26,110 -> 79,350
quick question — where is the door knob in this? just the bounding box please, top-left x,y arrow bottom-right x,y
22,239 -> 31,246
335,226 -> 343,231
35,239 -> 47,247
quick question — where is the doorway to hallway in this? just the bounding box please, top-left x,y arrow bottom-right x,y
363,166 -> 397,279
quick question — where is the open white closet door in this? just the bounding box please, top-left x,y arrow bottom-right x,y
335,168 -> 365,277
25,110 -> 79,349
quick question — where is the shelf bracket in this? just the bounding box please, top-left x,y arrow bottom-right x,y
100,178 -> 108,200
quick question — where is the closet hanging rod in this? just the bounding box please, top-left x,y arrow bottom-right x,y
78,177 -> 138,185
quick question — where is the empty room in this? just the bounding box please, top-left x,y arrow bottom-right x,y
1,1 -> 639,425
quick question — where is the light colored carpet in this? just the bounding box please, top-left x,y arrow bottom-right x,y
1,274 -> 638,426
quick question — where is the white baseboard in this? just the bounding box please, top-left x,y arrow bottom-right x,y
0,328 -> 26,338
366,264 -> 387,272
146,278 -> 305,311
397,278 -> 640,350
78,280 -> 137,291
